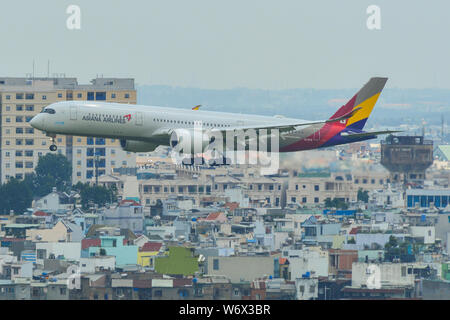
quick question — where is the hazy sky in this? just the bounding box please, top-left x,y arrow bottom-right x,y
1,0 -> 449,89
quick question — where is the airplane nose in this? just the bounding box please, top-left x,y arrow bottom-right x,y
30,114 -> 44,130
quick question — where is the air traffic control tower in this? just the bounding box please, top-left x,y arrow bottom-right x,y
380,135 -> 433,185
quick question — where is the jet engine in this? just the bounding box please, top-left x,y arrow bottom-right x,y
120,139 -> 160,152
169,128 -> 214,154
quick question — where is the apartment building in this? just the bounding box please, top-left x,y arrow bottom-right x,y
286,171 -> 390,206
0,77 -> 137,183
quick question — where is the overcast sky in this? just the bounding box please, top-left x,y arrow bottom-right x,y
1,0 -> 449,89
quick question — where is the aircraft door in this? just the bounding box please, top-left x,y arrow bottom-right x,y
70,106 -> 77,120
135,112 -> 143,126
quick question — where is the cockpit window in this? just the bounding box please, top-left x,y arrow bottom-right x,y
41,108 -> 56,114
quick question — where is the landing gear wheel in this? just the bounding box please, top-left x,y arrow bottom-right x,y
49,144 -> 58,152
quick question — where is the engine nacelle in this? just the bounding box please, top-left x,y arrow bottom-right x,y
120,139 -> 159,152
170,129 -> 212,154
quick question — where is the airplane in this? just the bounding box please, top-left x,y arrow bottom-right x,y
30,77 -> 398,161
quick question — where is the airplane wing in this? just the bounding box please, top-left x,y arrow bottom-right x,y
340,130 -> 402,139
210,107 -> 362,133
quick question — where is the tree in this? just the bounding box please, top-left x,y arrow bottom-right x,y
324,197 -> 349,210
74,182 -> 117,210
0,178 -> 33,215
357,188 -> 369,203
31,153 -> 72,196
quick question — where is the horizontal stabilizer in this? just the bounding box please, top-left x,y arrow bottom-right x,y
341,130 -> 402,139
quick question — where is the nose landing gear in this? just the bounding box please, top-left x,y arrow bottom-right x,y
47,134 -> 58,152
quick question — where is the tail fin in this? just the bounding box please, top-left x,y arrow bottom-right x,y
329,77 -> 388,130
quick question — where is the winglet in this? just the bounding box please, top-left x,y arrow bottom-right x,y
192,105 -> 202,111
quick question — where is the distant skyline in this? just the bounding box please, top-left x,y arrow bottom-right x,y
1,1 -> 450,89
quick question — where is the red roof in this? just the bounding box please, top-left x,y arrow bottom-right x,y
206,212 -> 222,220
224,202 -> 239,212
133,279 -> 152,288
349,227 -> 360,235
140,242 -> 162,252
278,258 -> 288,265
33,211 -> 50,217
82,238 -> 101,250
173,278 -> 192,287
119,199 -> 141,206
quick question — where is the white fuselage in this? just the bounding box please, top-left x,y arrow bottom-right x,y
30,101 -> 317,149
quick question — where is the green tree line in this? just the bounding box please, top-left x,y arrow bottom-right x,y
0,153 -> 117,214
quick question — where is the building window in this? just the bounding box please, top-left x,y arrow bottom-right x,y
87,92 -> 94,100
125,93 -> 130,99
87,137 -> 94,145
111,93 -> 116,98
77,93 -> 82,98
6,95 -> 10,100
26,116 -> 33,122
58,93 -> 63,98
16,151 -> 23,157
26,105 -> 34,111
95,148 -> 106,156
95,138 -> 105,145
16,139 -> 23,146
16,128 -> 23,134
25,128 -> 34,134
314,185 -> 319,191
16,93 -> 23,99
5,106 -> 10,111
16,116 -> 23,122
25,93 -> 34,100
25,150 -> 33,157
96,92 -> 106,100
87,148 -> 94,156
25,162 -> 33,168
314,197 -> 319,203
42,95 -> 47,100
6,118 -> 10,123
25,139 -> 34,145
15,162 -> 23,168
16,105 -> 23,111
213,259 -> 219,270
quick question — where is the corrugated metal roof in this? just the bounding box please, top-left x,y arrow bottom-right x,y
152,279 -> 173,288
